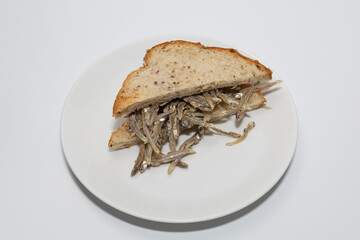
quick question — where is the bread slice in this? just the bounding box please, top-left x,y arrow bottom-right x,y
109,91 -> 266,150
113,40 -> 272,118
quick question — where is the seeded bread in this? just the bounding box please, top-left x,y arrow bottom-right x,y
113,40 -> 272,118
109,91 -> 266,150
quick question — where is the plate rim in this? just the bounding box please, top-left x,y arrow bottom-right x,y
60,34 -> 298,223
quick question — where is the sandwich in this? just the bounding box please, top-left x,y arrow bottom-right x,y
108,40 -> 280,176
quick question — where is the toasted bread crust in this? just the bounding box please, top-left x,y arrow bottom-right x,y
143,41 -> 271,73
113,41 -> 272,118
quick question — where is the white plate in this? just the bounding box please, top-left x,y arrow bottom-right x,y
61,35 -> 298,223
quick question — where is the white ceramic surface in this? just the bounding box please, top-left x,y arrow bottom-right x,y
61,36 -> 298,223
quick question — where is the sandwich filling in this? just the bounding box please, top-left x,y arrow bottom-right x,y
127,80 -> 281,176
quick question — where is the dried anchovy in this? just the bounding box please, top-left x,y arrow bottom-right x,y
141,118 -> 165,172
164,100 -> 179,112
172,112 -> 180,139
183,105 -> 197,117
155,108 -> 175,122
129,114 -> 148,144
179,127 -> 205,151
168,128 -> 205,174
215,92 -> 230,104
131,143 -> 145,176
151,121 -> 163,139
205,123 -> 242,138
149,104 -> 159,125
168,113 -> 177,152
228,95 -> 241,107
187,112 -> 206,117
183,115 -> 203,126
151,152 -> 189,168
127,80 -> 280,175
176,161 -> 188,168
209,90 -> 217,98
216,92 -> 239,107
235,82 -> 259,122
203,92 -> 214,110
240,80 -> 281,93
142,107 -> 151,124
233,92 -> 243,99
183,95 -> 203,105
206,104 -> 230,120
160,101 -> 169,107
257,80 -> 282,91
209,90 -> 222,104
176,102 -> 186,121
181,117 -> 192,129
236,111 -> 246,123
183,114 -> 208,128
226,122 -> 256,146
140,144 -> 153,173
151,149 -> 196,167
143,120 -> 160,154
160,122 -> 168,139
142,109 -> 160,154
145,122 -> 164,168
183,95 -> 212,111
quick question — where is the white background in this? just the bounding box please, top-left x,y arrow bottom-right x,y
1,0 -> 359,239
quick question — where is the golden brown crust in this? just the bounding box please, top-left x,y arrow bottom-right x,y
108,120 -> 140,149
112,68 -> 143,117
112,40 -> 272,118
143,40 -> 272,74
